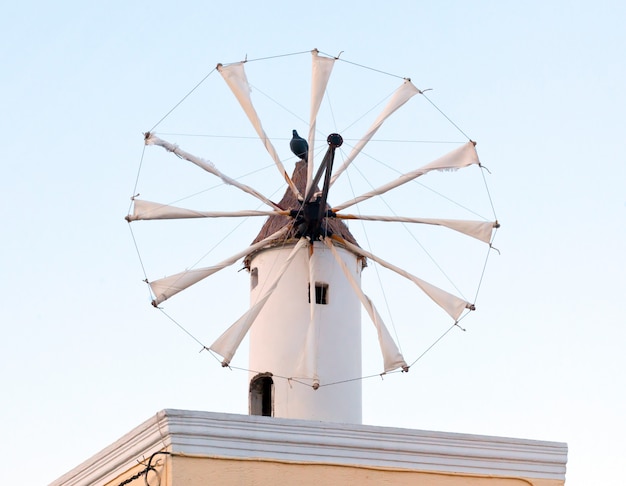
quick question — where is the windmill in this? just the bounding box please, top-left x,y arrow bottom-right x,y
126,49 -> 498,424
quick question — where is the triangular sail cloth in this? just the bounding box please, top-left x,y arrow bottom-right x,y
330,80 -> 421,186
210,238 -> 308,365
332,236 -> 471,321
336,213 -> 495,244
295,243 -> 321,383
363,294 -> 408,373
127,199 -> 285,221
306,50 -> 336,195
333,141 -> 480,211
149,226 -> 290,305
218,62 -> 301,199
146,134 -> 281,211
324,238 -> 407,373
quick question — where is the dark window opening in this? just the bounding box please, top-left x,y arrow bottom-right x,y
249,373 -> 273,417
250,267 -> 258,290
308,282 -> 329,305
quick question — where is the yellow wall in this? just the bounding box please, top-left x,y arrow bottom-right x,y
168,455 -> 564,486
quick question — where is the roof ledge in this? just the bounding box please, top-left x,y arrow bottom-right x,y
51,409 -> 567,486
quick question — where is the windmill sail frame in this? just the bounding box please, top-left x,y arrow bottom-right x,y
127,49 -> 499,390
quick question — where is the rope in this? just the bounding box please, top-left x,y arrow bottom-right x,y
157,132 -> 263,140
187,217 -> 251,271
151,293 -> 466,389
338,87 -> 399,134
318,370 -> 404,388
420,91 -> 473,141
156,133 -> 462,145
157,308 -> 208,351
472,227 -> 500,305
414,174 -> 490,220
150,290 -> 457,390
129,144 -> 147,211
127,225 -> 152,303
220,49 -> 312,67
221,363 -> 398,389
480,163 -> 499,221
408,323 -> 458,368
148,67 -> 217,133
320,51 -> 407,81
249,83 -> 308,127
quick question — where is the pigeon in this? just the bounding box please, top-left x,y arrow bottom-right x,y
290,129 -> 309,161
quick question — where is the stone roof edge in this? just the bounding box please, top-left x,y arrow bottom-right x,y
50,409 -> 567,485
49,411 -> 171,486
165,409 -> 567,480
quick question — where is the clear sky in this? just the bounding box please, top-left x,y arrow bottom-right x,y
1,2 -> 625,485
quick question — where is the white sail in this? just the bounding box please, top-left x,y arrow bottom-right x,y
210,291 -> 272,367
218,62 -> 301,198
333,141 -> 480,211
295,242 -> 321,383
146,134 -> 282,211
363,294 -> 409,373
332,236 -> 471,321
306,50 -> 336,195
335,213 -> 495,244
149,226 -> 290,305
210,237 -> 308,365
330,80 -> 420,186
127,199 -> 286,221
324,238 -> 407,373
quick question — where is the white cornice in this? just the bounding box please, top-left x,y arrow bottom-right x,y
50,409 -> 567,485
49,412 -> 171,486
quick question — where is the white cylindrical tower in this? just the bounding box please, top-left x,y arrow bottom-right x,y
244,159 -> 365,424
247,241 -> 362,423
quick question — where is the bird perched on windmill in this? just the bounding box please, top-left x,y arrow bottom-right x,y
290,129 -> 309,161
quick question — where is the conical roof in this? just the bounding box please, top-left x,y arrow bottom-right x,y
249,159 -> 359,247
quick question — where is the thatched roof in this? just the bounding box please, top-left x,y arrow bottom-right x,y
249,159 -> 359,248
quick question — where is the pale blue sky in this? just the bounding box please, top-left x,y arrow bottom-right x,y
1,2 -> 625,485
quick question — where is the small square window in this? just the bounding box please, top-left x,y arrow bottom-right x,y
308,282 -> 328,305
